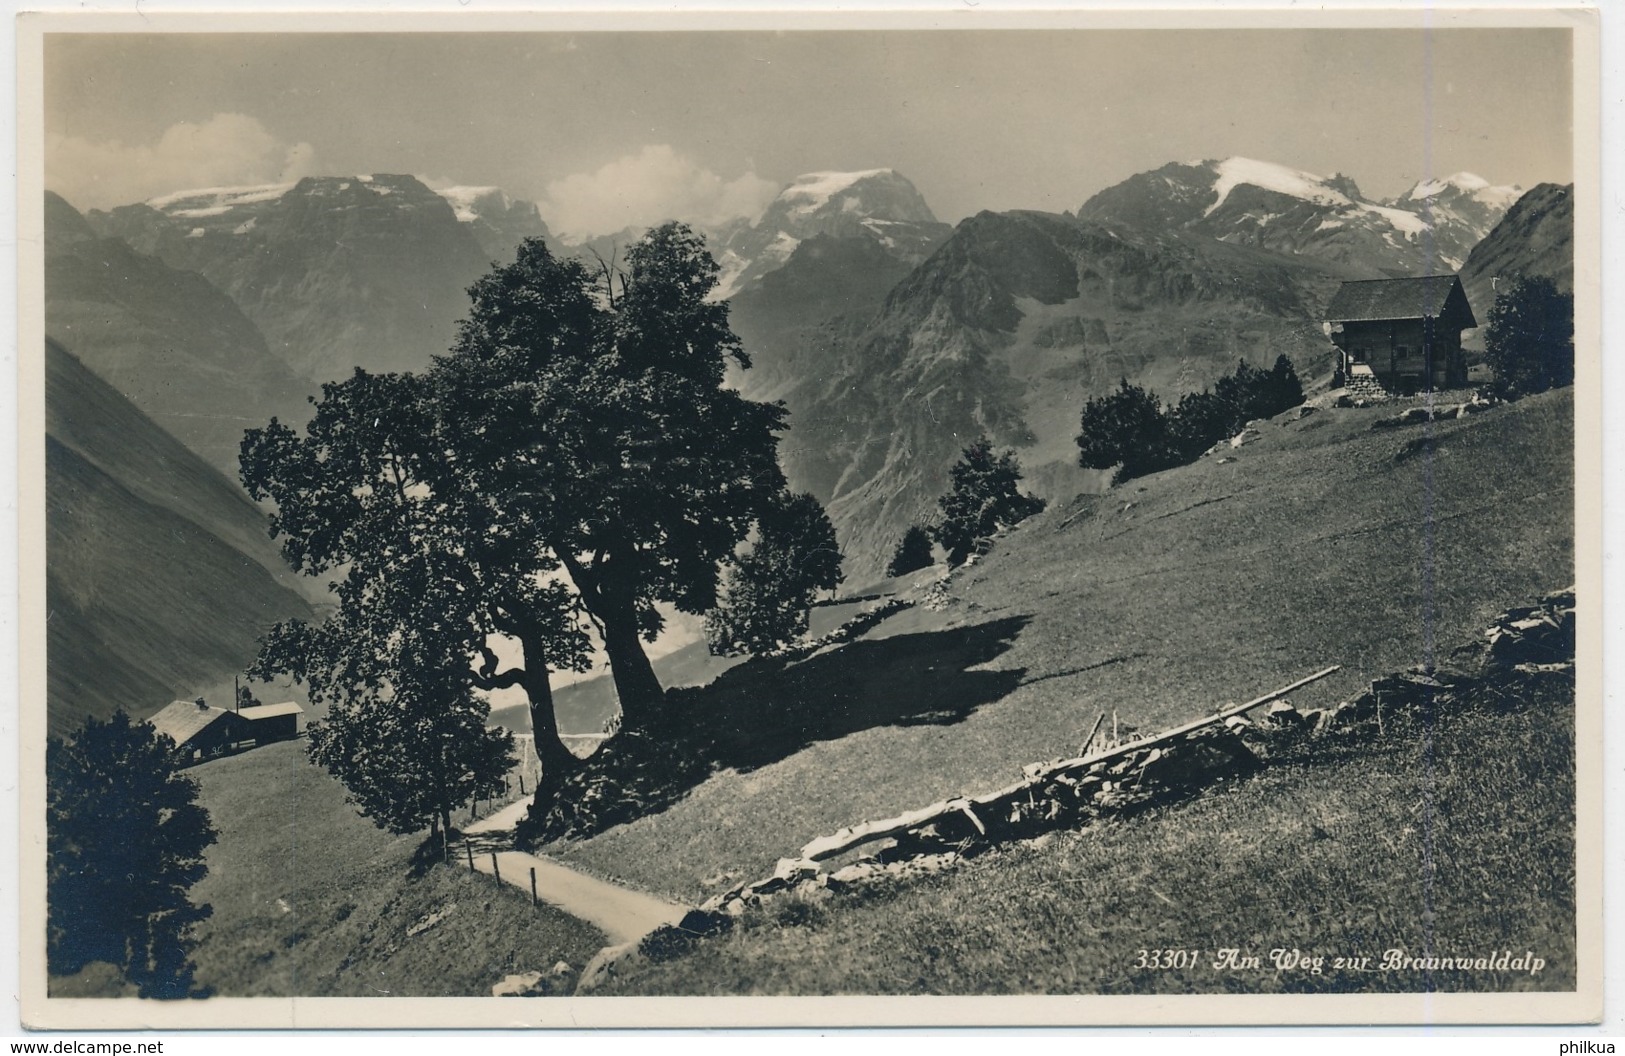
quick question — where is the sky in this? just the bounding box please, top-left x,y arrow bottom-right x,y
44,27 -> 1574,239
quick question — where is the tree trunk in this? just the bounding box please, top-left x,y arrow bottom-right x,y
557,555 -> 666,728
599,598 -> 665,728
516,642 -> 580,811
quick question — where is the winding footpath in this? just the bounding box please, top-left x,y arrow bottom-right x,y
461,799 -> 692,946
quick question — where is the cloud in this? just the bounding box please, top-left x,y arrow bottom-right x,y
46,113 -> 317,211
541,145 -> 779,240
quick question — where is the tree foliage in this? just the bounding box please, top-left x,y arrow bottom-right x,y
704,491 -> 844,656
1077,357 -> 1304,484
242,369 -> 590,804
1076,379 -> 1172,482
886,525 -> 936,578
1484,275 -> 1574,397
47,711 -> 217,997
932,439 -> 1047,567
434,224 -> 789,722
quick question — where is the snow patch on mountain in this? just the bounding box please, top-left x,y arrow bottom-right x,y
147,182 -> 295,214
1205,157 -> 1351,216
779,169 -> 895,218
435,185 -> 512,223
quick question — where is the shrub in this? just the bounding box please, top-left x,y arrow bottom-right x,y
1078,358 -> 1304,484
886,525 -> 935,578
1077,379 -> 1173,483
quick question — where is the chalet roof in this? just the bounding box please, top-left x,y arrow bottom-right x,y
239,702 -> 304,721
147,700 -> 240,747
1325,274 -> 1472,324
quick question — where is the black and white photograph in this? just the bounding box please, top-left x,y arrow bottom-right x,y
15,6 -> 1602,1029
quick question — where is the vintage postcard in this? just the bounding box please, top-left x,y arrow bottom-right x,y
14,4 -> 1602,1030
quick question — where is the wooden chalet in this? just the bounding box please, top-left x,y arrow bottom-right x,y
1324,274 -> 1477,396
146,699 -> 247,763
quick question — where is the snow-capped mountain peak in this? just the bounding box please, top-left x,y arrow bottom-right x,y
1399,172 -> 1523,211
709,168 -> 948,300
145,182 -> 295,218
1081,156 -> 1525,276
778,168 -> 898,217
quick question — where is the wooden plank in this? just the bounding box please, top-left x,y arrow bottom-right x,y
1024,665 -> 1341,783
1079,711 -> 1107,757
801,666 -> 1339,862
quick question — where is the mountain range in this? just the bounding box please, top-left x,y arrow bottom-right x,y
41,154 -> 1569,721
1078,158 -> 1520,276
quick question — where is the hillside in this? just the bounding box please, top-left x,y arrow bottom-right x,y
775,207 -> 1354,580
1459,182 -> 1574,328
178,740 -> 605,997
546,387 -> 1573,903
45,338 -> 316,735
601,674 -> 1574,995
44,192 -> 314,475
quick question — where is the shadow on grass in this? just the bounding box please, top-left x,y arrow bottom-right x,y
520,614 -> 1031,846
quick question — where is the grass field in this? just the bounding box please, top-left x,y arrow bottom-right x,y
183,740 -> 607,997
546,388 -> 1573,909
598,676 -> 1575,995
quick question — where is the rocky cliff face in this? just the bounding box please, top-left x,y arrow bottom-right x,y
1079,158 -> 1520,277
712,169 -> 951,300
46,192 -> 314,475
89,174 -> 502,381
772,208 -> 1351,580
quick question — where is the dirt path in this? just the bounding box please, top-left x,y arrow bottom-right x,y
462,799 -> 691,946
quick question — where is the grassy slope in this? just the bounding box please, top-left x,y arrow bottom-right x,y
601,680 -> 1574,995
550,389 -> 1572,903
184,740 -> 606,997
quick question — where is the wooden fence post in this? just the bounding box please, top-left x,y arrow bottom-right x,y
491,851 -> 501,883
466,841 -> 475,871
530,867 -> 538,908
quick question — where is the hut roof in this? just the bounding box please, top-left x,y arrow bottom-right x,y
239,701 -> 304,721
147,700 -> 239,747
1325,274 -> 1475,326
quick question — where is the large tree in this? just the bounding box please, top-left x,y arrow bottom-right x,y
48,711 -> 217,998
241,370 -> 592,799
434,224 -> 788,724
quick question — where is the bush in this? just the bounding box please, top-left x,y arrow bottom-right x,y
1078,357 -> 1304,484
1076,379 -> 1173,483
932,439 -> 1046,567
886,525 -> 935,578
47,711 -> 218,997
1484,276 -> 1573,397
